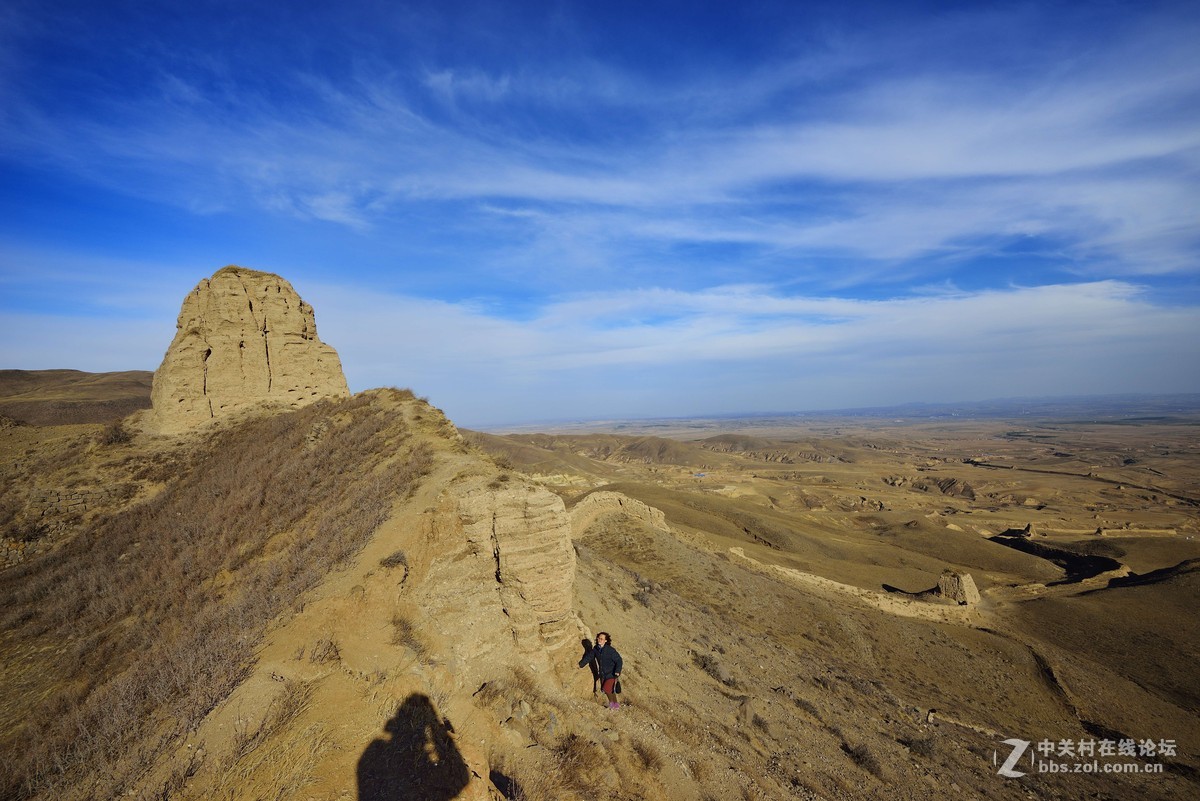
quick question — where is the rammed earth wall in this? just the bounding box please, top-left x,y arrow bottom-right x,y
1,487 -> 115,566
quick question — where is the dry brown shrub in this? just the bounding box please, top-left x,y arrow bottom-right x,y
631,737 -> 663,771
552,733 -> 607,792
842,741 -> 884,777
898,735 -> 934,758
509,666 -> 539,699
227,679 -> 314,765
308,637 -> 341,664
379,549 -> 408,570
97,421 -> 132,446
473,681 -> 502,706
472,666 -> 543,713
214,718 -> 329,801
491,760 -> 569,801
691,649 -> 738,688
390,614 -> 425,656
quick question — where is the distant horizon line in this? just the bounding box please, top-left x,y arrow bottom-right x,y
466,391 -> 1200,432
4,368 -> 1197,433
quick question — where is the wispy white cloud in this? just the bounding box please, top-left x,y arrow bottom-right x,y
3,5 -> 1196,281
306,279 -> 1200,425
423,68 -> 512,104
2,241 -> 1195,426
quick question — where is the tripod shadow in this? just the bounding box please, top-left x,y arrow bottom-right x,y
357,693 -> 469,801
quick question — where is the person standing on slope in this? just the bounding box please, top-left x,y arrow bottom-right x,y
578,631 -> 623,709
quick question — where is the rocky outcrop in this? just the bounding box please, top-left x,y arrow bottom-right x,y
936,570 -> 981,605
569,490 -> 670,539
450,478 -> 579,653
148,266 -> 348,433
884,475 -> 976,500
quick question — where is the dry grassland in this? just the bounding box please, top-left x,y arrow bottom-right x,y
0,389 -> 433,801
2,380 -> 1198,801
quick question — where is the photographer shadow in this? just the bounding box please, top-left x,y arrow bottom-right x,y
357,693 -> 469,801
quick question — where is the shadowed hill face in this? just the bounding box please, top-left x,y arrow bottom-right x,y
504,433 -> 735,467
460,430 -> 628,481
698,432 -> 855,463
0,369 -> 152,425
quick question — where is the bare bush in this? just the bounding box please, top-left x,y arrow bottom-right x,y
0,496 -> 21,530
552,733 -> 605,779
491,761 -> 567,801
842,742 -> 884,777
229,679 -> 314,763
509,667 -> 539,699
631,738 -> 663,771
97,421 -> 132,446
390,614 -> 425,656
691,650 -> 738,688
793,697 -> 821,719
7,520 -> 48,543
308,637 -> 341,664
473,681 -> 502,706
472,667 -> 540,711
379,549 -> 408,570
898,735 -> 934,758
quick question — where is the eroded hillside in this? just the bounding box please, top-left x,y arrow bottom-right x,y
472,417 -> 1200,799
2,396 -> 1199,800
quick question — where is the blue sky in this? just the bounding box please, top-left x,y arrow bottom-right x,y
1,0 -> 1198,427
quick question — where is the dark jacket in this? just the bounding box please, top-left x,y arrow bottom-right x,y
578,643 -> 623,680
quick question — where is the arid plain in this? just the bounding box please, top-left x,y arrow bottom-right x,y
2,366 -> 1198,801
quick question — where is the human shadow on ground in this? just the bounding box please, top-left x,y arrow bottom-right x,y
580,637 -> 600,694
357,693 -> 469,801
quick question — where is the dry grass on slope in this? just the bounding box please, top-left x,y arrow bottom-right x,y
0,390 -> 435,801
0,369 -> 153,426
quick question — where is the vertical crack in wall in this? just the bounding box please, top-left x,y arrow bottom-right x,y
233,270 -> 272,394
262,311 -> 273,393
241,298 -> 254,389
490,512 -> 503,585
489,510 -> 516,635
202,345 -> 213,418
